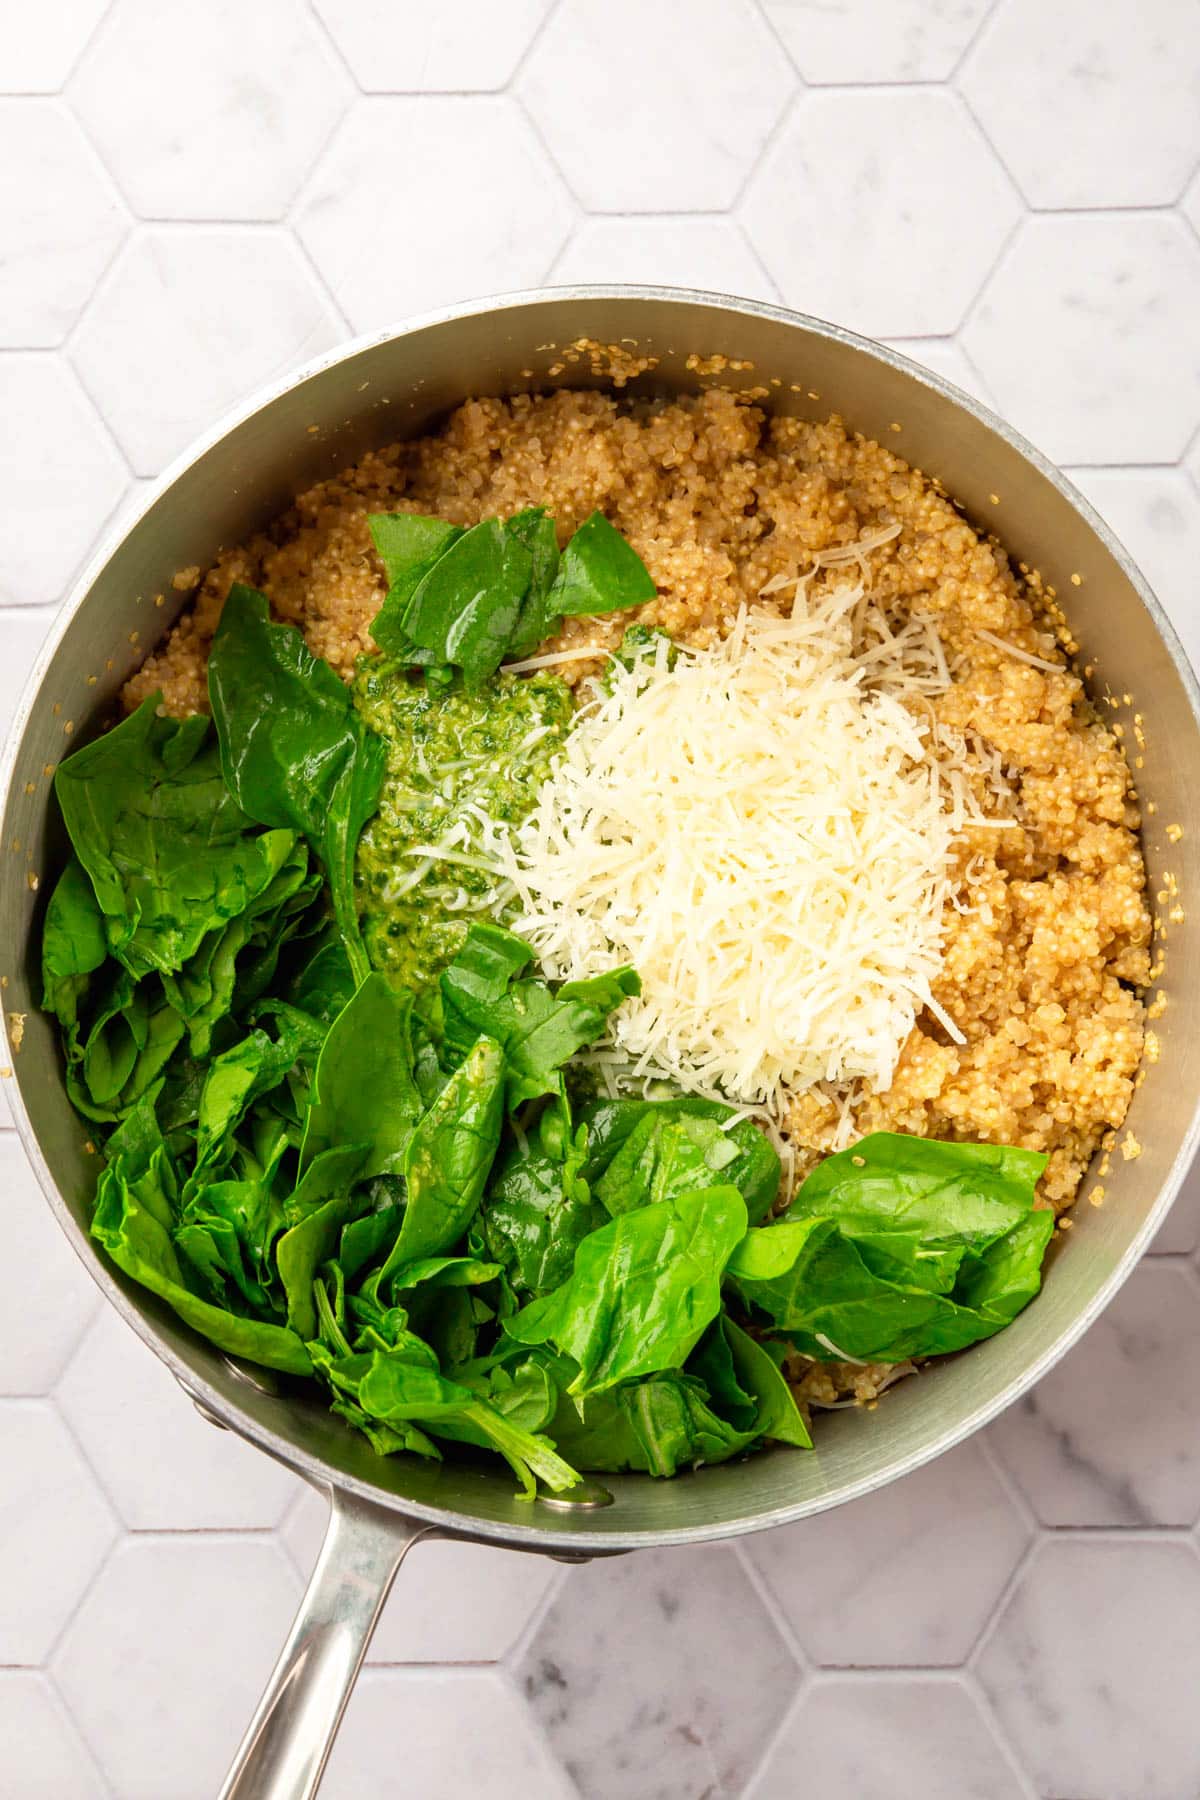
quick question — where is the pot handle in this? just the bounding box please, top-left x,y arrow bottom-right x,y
219,1485 -> 432,1800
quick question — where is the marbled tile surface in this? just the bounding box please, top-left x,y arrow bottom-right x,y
2,2 -> 1200,1794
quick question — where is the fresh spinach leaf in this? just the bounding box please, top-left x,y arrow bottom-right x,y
68,975 -> 187,1125
593,1111 -> 738,1216
287,931 -> 357,1027
277,1180 -> 364,1342
379,1035 -> 506,1276
726,1216 -> 959,1362
615,1373 -> 758,1475
93,1130 -> 311,1376
354,1349 -> 580,1498
41,858 -> 107,1057
547,1363 -> 757,1477
189,1022 -> 305,1184
399,520 -> 533,686
412,1285 -> 480,1373
338,1204 -> 405,1283
174,1133 -> 290,1315
162,835 -> 319,1057
480,1107 -> 604,1296
504,507 -> 562,659
55,697 -> 296,981
308,1341 -> 442,1460
549,511 -> 657,617
789,1132 -> 1048,1249
369,511 -> 463,652
298,974 -> 422,1178
727,1135 -> 1055,1365
505,1184 -> 748,1396
208,584 -> 387,984
581,1096 -> 780,1222
949,1209 -> 1058,1320
691,1315 -> 810,1448
439,922 -> 638,1108
366,505 -> 655,679
460,1354 -> 559,1437
386,1255 -> 503,1292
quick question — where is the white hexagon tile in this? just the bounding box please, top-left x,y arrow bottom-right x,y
513,1543 -> 800,1798
294,96 -> 574,327
70,228 -> 344,473
987,1260 -> 1200,1528
520,0 -> 794,212
0,1134 -> 99,1395
742,88 -> 1022,337
53,1536 -> 303,1800
1,1 -> 1200,1796
0,1673 -> 106,1800
0,101 -> 125,347
961,211 -> 1200,465
0,1402 -> 117,1664
0,0 -> 107,94
313,0 -> 554,93
762,0 -> 992,84
746,1673 -> 1029,1800
0,356 -> 127,604
744,1438 -> 1031,1669
69,0 -> 352,222
977,1537 -> 1200,1800
57,1308 -> 301,1531
960,0 -> 1200,208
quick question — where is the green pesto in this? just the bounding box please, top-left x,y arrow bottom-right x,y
351,656 -> 573,992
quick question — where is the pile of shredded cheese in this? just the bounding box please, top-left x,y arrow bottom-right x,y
478,528 -> 1016,1134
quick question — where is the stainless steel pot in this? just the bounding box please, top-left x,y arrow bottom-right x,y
3,288 -> 1197,1798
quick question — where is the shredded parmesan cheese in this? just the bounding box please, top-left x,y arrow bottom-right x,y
503,644 -> 614,675
484,559 -> 1017,1124
974,628 -> 1065,674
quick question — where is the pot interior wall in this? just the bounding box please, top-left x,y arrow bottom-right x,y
3,291 -> 1197,1549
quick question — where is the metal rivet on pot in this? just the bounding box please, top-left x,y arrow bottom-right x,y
536,1478 -> 614,1511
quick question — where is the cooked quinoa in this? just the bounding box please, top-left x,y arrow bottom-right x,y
125,386 -> 1150,1239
